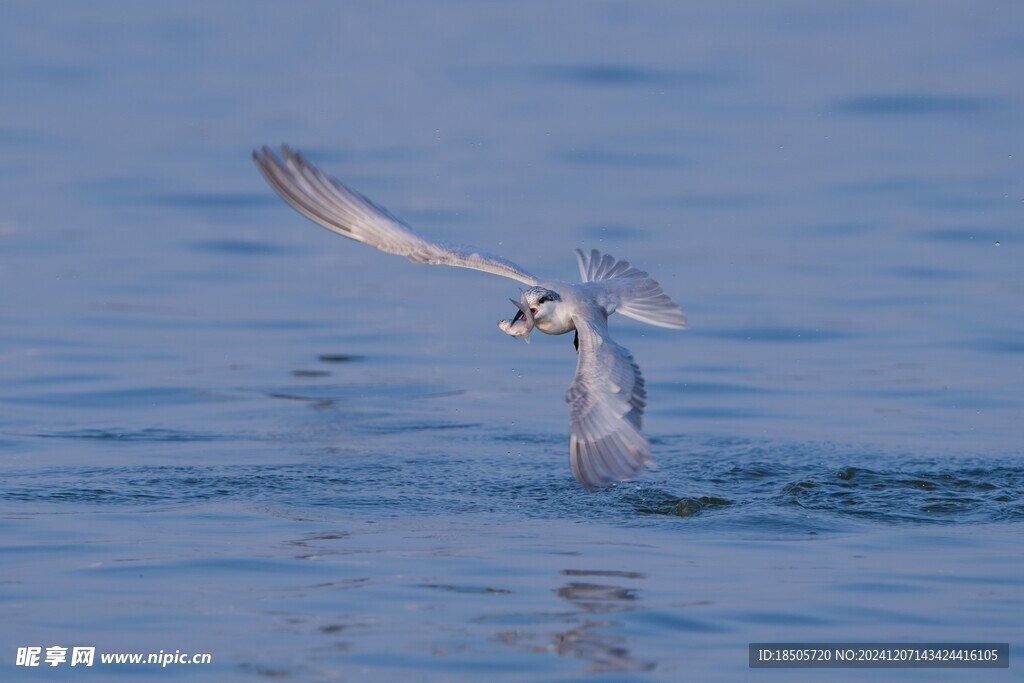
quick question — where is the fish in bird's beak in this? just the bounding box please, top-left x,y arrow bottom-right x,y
497,293 -> 535,343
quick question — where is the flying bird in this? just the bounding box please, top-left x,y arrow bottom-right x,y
253,145 -> 687,488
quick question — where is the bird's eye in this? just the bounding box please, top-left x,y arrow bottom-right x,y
538,295 -> 551,304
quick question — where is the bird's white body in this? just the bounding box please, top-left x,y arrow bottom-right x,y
254,145 -> 687,488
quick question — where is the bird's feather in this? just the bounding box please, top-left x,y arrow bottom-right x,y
254,146 -> 538,285
576,248 -> 687,329
566,312 -> 650,488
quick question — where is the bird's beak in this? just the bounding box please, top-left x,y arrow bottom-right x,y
508,295 -> 535,344
509,295 -> 536,326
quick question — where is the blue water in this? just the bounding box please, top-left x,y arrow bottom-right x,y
2,1 -> 1022,680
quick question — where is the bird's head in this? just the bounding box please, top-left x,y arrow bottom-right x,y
498,286 -> 567,342
519,287 -> 561,324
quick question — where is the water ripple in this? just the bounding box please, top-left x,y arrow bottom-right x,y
34,428 -> 223,443
3,442 -> 1021,530
780,464 -> 1024,524
530,63 -> 734,87
833,94 -> 997,117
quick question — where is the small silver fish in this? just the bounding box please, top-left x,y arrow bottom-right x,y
497,293 -> 535,343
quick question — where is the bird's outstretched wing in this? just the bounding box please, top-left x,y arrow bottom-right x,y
254,145 -> 538,285
566,312 -> 651,488
576,248 -> 687,330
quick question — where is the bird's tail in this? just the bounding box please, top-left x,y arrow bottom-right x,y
576,249 -> 687,330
